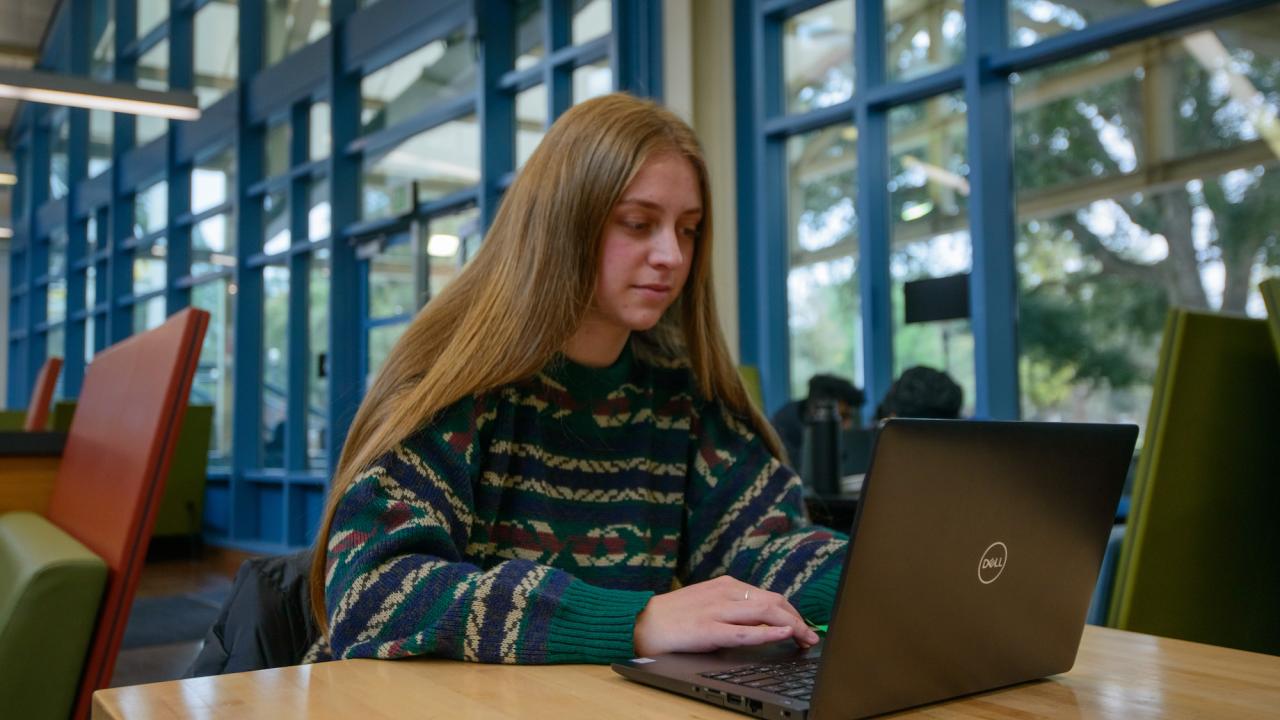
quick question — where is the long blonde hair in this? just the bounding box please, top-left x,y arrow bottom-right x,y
310,93 -> 783,632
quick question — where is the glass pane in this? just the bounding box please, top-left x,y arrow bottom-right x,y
369,238 -> 416,318
572,59 -> 612,104
136,39 -> 170,146
889,92 -> 974,415
137,0 -> 169,38
425,206 -> 479,299
362,115 -> 479,221
572,0 -> 611,46
1013,5 -> 1280,435
1010,0 -> 1150,48
367,322 -> 406,388
50,112 -> 69,200
85,314 -> 96,364
134,180 -> 168,236
266,0 -> 332,66
783,1 -> 854,115
89,110 -> 113,178
133,240 -> 167,294
192,147 -> 235,214
86,213 -> 101,256
262,264 -> 290,468
91,0 -> 116,79
786,125 -> 861,398
85,264 -> 98,311
133,294 -> 166,331
46,278 -> 67,324
265,119 -> 291,177
515,0 -> 544,70
192,214 -> 236,276
887,0 -> 965,82
360,31 -> 476,136
308,177 -> 331,241
46,327 -> 65,375
308,250 -> 330,470
310,102 -> 331,160
263,190 -> 291,256
48,229 -> 68,278
516,84 -> 547,168
192,278 -> 236,466
195,0 -> 239,108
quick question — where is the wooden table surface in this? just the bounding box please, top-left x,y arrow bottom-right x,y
92,625 -> 1280,719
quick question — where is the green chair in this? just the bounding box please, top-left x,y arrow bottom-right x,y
1261,277 -> 1280,363
738,365 -> 765,412
52,402 -> 215,538
0,511 -> 108,720
1107,308 -> 1280,655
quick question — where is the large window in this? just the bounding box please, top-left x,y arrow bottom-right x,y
1013,5 -> 1280,433
361,116 -> 480,221
359,31 -> 475,136
266,0 -> 331,67
195,0 -> 239,108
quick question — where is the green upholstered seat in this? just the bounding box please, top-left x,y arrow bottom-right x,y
1108,308 -> 1280,655
0,511 -> 108,720
738,365 -> 765,411
0,410 -> 23,431
52,402 -> 214,538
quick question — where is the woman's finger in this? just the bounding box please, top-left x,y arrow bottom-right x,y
719,602 -> 819,646
710,622 -> 795,648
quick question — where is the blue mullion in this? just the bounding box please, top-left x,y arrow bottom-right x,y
733,2 -> 760,395
327,0 -> 364,475
286,101 -> 312,479
863,66 -> 964,111
855,0 -> 891,425
755,6 -> 790,413
990,0 -> 1278,76
546,0 -> 571,117
611,0 -> 662,99
63,0 -> 91,397
108,0 -> 138,345
233,0 -> 267,539
762,98 -> 857,138
165,0 -> 195,316
7,144 -> 29,406
477,0 -> 515,230
965,0 -> 1019,419
25,116 -> 51,398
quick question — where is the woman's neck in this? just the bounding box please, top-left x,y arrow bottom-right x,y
563,317 -> 631,368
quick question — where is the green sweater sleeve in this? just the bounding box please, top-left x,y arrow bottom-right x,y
682,400 -> 848,624
323,396 -> 653,664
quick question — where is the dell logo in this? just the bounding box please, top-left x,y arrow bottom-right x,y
978,542 -> 1008,584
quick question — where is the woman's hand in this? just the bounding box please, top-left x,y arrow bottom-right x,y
632,575 -> 820,656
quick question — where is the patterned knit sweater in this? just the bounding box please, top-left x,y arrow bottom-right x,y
324,344 -> 848,664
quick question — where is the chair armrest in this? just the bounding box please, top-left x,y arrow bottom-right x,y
0,511 -> 108,719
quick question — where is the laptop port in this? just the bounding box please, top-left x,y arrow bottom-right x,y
726,694 -> 744,707
746,698 -> 764,714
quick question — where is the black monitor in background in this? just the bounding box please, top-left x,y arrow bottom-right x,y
904,273 -> 970,324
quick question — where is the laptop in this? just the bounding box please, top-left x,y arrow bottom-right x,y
613,419 -> 1137,719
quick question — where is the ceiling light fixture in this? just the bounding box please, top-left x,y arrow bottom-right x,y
0,68 -> 200,121
0,172 -> 16,186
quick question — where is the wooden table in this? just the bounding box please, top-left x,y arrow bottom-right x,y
0,431 -> 65,515
92,626 -> 1280,719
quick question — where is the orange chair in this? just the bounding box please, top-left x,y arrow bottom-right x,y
23,356 -> 63,431
44,308 -> 209,719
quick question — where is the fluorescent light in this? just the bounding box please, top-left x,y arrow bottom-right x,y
0,172 -> 16,186
428,233 -> 460,257
0,68 -> 200,121
0,228 -> 13,239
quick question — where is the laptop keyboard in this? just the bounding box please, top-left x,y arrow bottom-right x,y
699,658 -> 820,700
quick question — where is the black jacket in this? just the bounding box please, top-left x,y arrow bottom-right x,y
184,550 -> 327,677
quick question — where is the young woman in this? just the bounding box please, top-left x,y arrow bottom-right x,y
311,93 -> 847,664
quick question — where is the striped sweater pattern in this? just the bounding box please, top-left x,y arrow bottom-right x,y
324,345 -> 848,665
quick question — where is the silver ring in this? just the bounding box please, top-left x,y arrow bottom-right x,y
744,589 -> 750,601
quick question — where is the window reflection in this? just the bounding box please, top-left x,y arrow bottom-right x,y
889,93 -> 975,414
783,1 -> 854,115
360,31 -> 475,136
136,40 -> 169,146
1013,6 -> 1280,432
571,0 -> 611,46
89,110 -> 112,178
266,0 -> 331,67
308,250 -> 329,469
786,125 -> 861,397
134,180 -> 169,236
192,278 -> 236,467
195,0 -> 239,108
515,84 -> 547,168
362,115 -> 479,221
515,0 -> 544,70
263,190 -> 291,255
887,0 -> 964,82
262,264 -> 290,468
1010,0 -> 1150,48
572,60 -> 612,104
50,112 -> 69,200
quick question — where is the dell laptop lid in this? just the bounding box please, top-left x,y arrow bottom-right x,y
614,419 -> 1138,720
